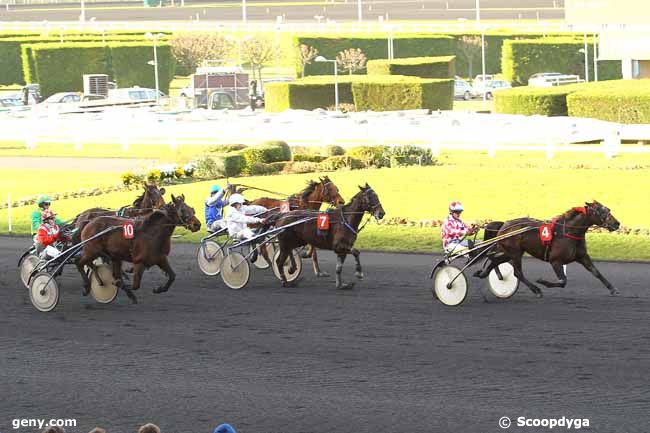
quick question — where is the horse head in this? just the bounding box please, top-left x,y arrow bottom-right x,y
585,201 -> 619,232
170,194 -> 201,232
319,176 -> 345,206
136,182 -> 166,210
356,183 -> 385,220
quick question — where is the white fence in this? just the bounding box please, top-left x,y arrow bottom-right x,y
2,107 -> 650,158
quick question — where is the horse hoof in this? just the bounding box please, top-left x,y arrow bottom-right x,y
82,286 -> 90,296
153,286 -> 168,294
535,291 -> 544,298
130,297 -> 138,304
337,282 -> 355,290
610,288 -> 620,296
355,272 -> 364,280
282,281 -> 296,288
300,251 -> 311,259
316,271 -> 330,278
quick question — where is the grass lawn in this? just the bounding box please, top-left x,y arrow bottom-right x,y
0,169 -> 121,201
2,153 -> 650,260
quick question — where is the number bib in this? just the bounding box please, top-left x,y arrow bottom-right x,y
317,213 -> 330,231
123,221 -> 135,239
280,201 -> 290,213
539,223 -> 553,245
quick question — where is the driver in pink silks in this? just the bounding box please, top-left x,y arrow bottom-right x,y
441,201 -> 478,253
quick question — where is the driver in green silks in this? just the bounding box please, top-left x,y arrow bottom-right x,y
31,195 -> 64,235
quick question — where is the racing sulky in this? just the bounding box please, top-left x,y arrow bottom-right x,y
474,201 -> 620,297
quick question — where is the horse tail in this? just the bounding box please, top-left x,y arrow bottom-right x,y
484,221 -> 504,242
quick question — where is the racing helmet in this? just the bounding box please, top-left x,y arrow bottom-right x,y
449,201 -> 464,213
38,195 -> 52,207
41,209 -> 56,221
229,193 -> 245,205
210,185 -> 221,194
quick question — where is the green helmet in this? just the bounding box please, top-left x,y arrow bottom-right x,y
37,195 -> 52,206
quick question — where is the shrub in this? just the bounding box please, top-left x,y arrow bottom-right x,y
146,169 -> 161,183
501,38 -> 621,86
366,56 -> 455,79
262,140 -> 292,161
347,145 -> 389,168
282,161 -> 322,174
320,155 -> 363,171
216,153 -> 246,177
293,154 -> 327,163
494,86 -> 578,116
183,162 -> 196,177
249,162 -> 284,176
208,143 -> 247,153
325,145 -> 345,156
241,142 -> 290,173
351,77 -> 453,111
384,145 -> 436,166
195,155 -> 220,178
174,167 -> 185,179
566,80 -> 650,124
121,171 -> 138,186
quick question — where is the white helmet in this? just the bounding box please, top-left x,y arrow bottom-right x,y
449,201 -> 464,213
229,193 -> 245,205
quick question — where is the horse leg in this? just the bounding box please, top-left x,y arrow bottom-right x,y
153,256 -> 175,294
275,247 -> 292,287
114,259 -> 137,304
300,244 -> 313,259
311,248 -> 329,277
576,254 -> 619,296
76,252 -> 95,296
537,260 -> 567,288
351,248 -> 363,279
131,263 -> 146,291
511,254 -> 543,298
473,254 -> 509,279
336,252 -> 354,290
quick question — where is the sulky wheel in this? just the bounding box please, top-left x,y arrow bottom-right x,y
89,264 -> 119,304
272,249 -> 302,283
250,242 -> 276,270
487,262 -> 519,299
197,241 -> 224,276
20,254 -> 41,290
220,252 -> 251,290
29,272 -> 60,312
433,265 -> 468,306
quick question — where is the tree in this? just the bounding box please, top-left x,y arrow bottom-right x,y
299,44 -> 319,78
241,36 -> 279,83
336,48 -> 367,75
458,35 -> 487,78
170,33 -> 232,74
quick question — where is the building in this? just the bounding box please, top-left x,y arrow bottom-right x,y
565,0 -> 650,79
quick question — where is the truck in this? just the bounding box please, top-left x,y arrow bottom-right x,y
180,65 -> 249,109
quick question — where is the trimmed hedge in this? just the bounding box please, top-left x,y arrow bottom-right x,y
347,146 -> 389,168
21,41 -> 175,96
216,153 -> 246,177
567,80 -> 650,124
320,155 -> 364,171
241,142 -> 292,174
352,77 -> 453,111
366,56 -> 455,79
293,154 -> 327,163
494,86 -> 579,116
501,37 -> 622,86
296,34 -> 455,76
265,75 -> 453,112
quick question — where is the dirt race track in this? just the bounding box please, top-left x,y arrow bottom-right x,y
1,236 -> 648,433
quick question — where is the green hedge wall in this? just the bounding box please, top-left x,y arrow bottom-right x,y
241,142 -> 292,174
501,37 -> 622,86
352,78 -> 453,111
566,80 -> 650,124
0,35 -> 159,85
21,42 -> 175,96
295,35 -> 455,76
265,75 -> 452,112
366,56 -> 455,78
493,85 -> 580,116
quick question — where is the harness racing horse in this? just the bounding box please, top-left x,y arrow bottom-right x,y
474,201 -> 620,298
76,194 -> 201,303
251,176 -> 345,277
268,184 -> 385,290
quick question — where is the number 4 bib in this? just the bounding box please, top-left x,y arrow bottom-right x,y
539,223 -> 553,245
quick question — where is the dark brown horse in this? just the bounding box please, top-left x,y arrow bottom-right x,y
72,182 -> 166,243
475,201 -> 620,297
251,176 -> 345,277
76,194 -> 201,303
268,184 -> 385,289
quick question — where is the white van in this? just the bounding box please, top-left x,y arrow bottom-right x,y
108,87 -> 166,102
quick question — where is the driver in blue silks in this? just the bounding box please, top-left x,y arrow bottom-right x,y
205,185 -> 227,232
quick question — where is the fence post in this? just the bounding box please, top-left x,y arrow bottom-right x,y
7,193 -> 11,233
545,140 -> 555,160
603,129 -> 620,159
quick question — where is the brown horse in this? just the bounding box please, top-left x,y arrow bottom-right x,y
72,182 -> 166,243
268,184 -> 385,290
474,201 -> 620,297
251,176 -> 345,277
76,194 -> 201,303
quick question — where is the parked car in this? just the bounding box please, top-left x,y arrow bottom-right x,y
108,87 -> 166,102
454,78 -> 474,100
41,92 -> 107,104
0,93 -> 24,107
528,72 -> 583,87
473,79 -> 512,100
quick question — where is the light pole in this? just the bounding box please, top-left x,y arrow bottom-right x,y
475,0 -> 480,25
80,0 -> 86,22
593,33 -> 598,82
242,0 -> 247,24
481,27 -> 487,102
315,55 -> 338,112
146,32 -> 165,104
579,45 -> 589,83
357,0 -> 362,23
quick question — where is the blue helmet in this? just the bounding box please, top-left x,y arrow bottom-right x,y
213,424 -> 237,433
210,185 -> 222,194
